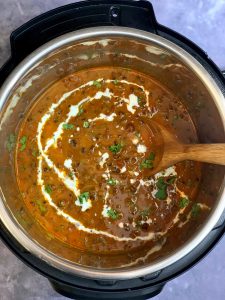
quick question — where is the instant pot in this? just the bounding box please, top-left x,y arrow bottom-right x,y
0,1 -> 225,299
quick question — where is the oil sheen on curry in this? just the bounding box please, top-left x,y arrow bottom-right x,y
16,67 -> 211,268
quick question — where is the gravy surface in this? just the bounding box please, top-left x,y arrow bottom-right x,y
16,67 -> 210,267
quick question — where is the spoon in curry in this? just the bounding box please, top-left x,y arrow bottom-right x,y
140,120 -> 225,176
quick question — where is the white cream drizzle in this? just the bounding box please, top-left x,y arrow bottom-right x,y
137,144 -> 147,153
132,137 -> 139,145
64,158 -> 72,169
121,238 -> 167,268
99,152 -> 109,168
178,203 -> 210,228
130,179 -> 136,184
95,88 -> 112,99
145,45 -> 165,55
126,94 -> 139,114
120,166 -> 127,173
81,39 -> 111,47
89,112 -> 116,123
102,205 -> 111,218
118,222 -> 124,228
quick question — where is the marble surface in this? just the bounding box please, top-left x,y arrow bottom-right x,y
0,1 -> 225,299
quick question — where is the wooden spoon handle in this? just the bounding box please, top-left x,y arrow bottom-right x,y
182,144 -> 225,165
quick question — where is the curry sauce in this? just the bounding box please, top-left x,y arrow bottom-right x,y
15,67 -> 210,267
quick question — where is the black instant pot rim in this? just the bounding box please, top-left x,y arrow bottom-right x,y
0,0 -> 225,298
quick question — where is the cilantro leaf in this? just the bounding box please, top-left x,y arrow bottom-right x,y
148,152 -> 155,160
68,171 -> 73,179
77,192 -> 89,204
155,188 -> 167,200
63,123 -> 74,130
35,200 -> 47,216
107,178 -> 118,186
6,134 -> 16,152
140,152 -> 155,169
109,143 -> 123,154
139,208 -> 151,217
191,203 -> 201,217
179,197 -> 189,208
19,136 -> 27,152
107,208 -> 119,220
93,80 -> 102,88
45,185 -> 52,194
83,121 -> 90,128
77,106 -> 84,116
155,176 -> 177,201
32,149 -> 40,157
156,177 -> 166,189
166,176 -> 177,184
135,132 -> 141,138
140,159 -> 153,169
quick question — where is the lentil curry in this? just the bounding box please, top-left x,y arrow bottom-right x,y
15,67 -> 211,268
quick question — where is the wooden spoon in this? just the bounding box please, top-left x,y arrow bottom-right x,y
140,121 -> 225,176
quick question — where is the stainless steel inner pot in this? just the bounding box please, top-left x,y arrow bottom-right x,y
0,27 -> 225,280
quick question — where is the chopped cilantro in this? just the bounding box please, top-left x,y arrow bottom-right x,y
148,152 -> 155,160
44,185 -> 52,194
166,176 -> 177,184
63,123 -> 74,130
32,149 -> 40,157
77,192 -> 89,204
109,143 -> 123,154
137,97 -> 146,106
77,106 -> 84,116
156,177 -> 166,189
140,152 -> 155,169
155,176 -> 176,201
140,159 -> 153,169
155,188 -> 167,200
139,208 -> 151,217
137,97 -> 143,106
107,208 -> 119,220
113,79 -> 119,85
83,121 -> 90,128
107,178 -> 118,186
19,136 -> 27,152
68,171 -> 73,179
93,80 -> 101,88
179,197 -> 189,208
6,134 -> 16,152
35,200 -> 47,216
191,203 -> 201,217
135,132 -> 141,138
155,177 -> 167,200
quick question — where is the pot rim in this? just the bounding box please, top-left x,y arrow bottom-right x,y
0,26 -> 225,280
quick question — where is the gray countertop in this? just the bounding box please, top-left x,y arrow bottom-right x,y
0,1 -> 225,299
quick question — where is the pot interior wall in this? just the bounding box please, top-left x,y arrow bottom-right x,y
0,34 -> 224,271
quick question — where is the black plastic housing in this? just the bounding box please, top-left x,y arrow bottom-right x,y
0,1 -> 225,299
